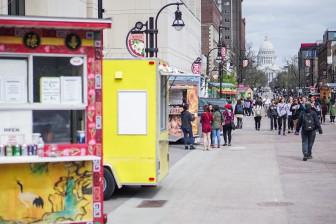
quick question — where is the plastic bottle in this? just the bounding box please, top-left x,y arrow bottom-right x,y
37,136 -> 44,157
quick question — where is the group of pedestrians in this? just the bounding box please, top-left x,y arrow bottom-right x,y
180,94 -> 335,162
198,103 -> 235,150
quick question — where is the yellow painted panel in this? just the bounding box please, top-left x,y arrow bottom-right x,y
0,162 -> 93,223
158,130 -> 169,182
103,59 -> 158,184
42,38 -> 94,46
0,36 -> 21,44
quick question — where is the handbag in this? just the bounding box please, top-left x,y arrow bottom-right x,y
231,121 -> 236,130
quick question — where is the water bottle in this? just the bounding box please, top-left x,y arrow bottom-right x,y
37,137 -> 44,157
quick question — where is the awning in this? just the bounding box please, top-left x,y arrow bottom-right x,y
0,15 -> 112,30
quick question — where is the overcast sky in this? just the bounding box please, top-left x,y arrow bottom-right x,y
243,0 -> 336,66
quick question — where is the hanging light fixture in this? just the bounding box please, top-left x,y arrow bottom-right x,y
172,5 -> 185,31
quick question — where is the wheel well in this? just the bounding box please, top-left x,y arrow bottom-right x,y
103,165 -> 121,188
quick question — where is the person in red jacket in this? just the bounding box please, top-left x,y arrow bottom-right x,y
200,105 -> 213,150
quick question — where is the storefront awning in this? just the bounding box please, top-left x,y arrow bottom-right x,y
0,15 -> 112,30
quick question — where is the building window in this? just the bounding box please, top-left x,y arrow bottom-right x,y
225,35 -> 230,40
8,0 -> 25,16
224,1 -> 230,5
224,27 -> 230,31
224,18 -> 230,22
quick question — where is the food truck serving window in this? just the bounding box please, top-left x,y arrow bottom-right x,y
0,55 -> 87,144
160,76 -> 168,130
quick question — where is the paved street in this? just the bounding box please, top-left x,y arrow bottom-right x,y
105,116 -> 336,224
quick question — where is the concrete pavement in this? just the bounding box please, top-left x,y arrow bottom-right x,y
106,116 -> 336,224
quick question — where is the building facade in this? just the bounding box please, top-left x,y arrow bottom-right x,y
219,0 -> 245,82
201,0 -> 221,79
103,0 -> 201,74
317,30 -> 336,84
257,37 -> 280,85
298,43 -> 318,87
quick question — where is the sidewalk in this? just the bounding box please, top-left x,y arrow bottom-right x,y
107,116 -> 336,224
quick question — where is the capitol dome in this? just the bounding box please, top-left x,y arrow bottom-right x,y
257,36 -> 276,66
259,36 -> 274,52
257,36 -> 280,85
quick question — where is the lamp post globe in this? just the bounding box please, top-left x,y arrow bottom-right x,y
172,6 -> 185,31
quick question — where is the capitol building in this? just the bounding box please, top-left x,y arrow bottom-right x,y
257,37 -> 281,85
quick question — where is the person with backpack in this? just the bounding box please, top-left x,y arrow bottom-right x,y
253,100 -> 263,131
234,99 -> 244,129
222,104 -> 234,146
277,97 -> 287,135
295,103 -> 323,161
211,105 -> 223,148
200,105 -> 213,151
268,100 -> 278,131
181,104 -> 196,150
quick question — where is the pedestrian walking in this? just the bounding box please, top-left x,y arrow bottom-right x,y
321,97 -> 328,124
208,104 -> 214,147
268,100 -> 278,131
277,97 -> 287,135
244,99 -> 251,116
253,100 -> 263,131
200,105 -> 213,151
287,97 -> 294,133
211,105 -> 223,148
234,99 -> 244,129
329,100 -> 336,123
290,98 -> 300,130
222,104 -> 234,146
295,103 -> 323,161
181,104 -> 196,150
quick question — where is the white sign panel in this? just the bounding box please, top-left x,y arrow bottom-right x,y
0,111 -> 32,145
61,76 -> 82,104
118,91 -> 147,135
40,77 -> 60,104
0,59 -> 28,103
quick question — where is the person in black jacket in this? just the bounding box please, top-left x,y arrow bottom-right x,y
295,103 -> 323,161
181,104 -> 196,150
268,100 -> 278,131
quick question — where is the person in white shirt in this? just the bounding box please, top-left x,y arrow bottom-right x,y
277,97 -> 287,136
287,97 -> 293,133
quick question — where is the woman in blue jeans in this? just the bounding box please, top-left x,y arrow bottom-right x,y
211,105 -> 223,148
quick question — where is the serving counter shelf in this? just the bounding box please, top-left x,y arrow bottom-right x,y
0,155 -> 101,164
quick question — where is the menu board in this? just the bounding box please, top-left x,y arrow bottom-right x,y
61,76 -> 82,104
40,77 -> 61,104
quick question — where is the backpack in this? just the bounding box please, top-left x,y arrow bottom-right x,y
236,104 -> 244,114
224,110 -> 233,124
303,113 -> 315,131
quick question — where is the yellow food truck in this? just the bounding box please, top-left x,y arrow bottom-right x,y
102,59 -> 169,199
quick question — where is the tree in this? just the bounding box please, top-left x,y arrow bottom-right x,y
270,56 -> 299,90
241,44 -> 268,88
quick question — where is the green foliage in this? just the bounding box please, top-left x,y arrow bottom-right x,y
222,73 -> 237,85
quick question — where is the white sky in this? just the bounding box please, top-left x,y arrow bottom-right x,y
244,0 -> 336,66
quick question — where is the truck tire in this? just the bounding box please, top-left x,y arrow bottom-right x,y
104,167 -> 116,200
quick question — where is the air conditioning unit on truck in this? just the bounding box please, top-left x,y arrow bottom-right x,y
102,59 -> 170,199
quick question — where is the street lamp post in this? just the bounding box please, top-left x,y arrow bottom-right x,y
126,2 -> 185,58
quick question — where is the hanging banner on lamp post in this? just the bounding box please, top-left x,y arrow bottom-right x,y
127,33 -> 145,57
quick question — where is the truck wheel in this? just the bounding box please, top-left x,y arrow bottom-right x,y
104,167 -> 116,200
